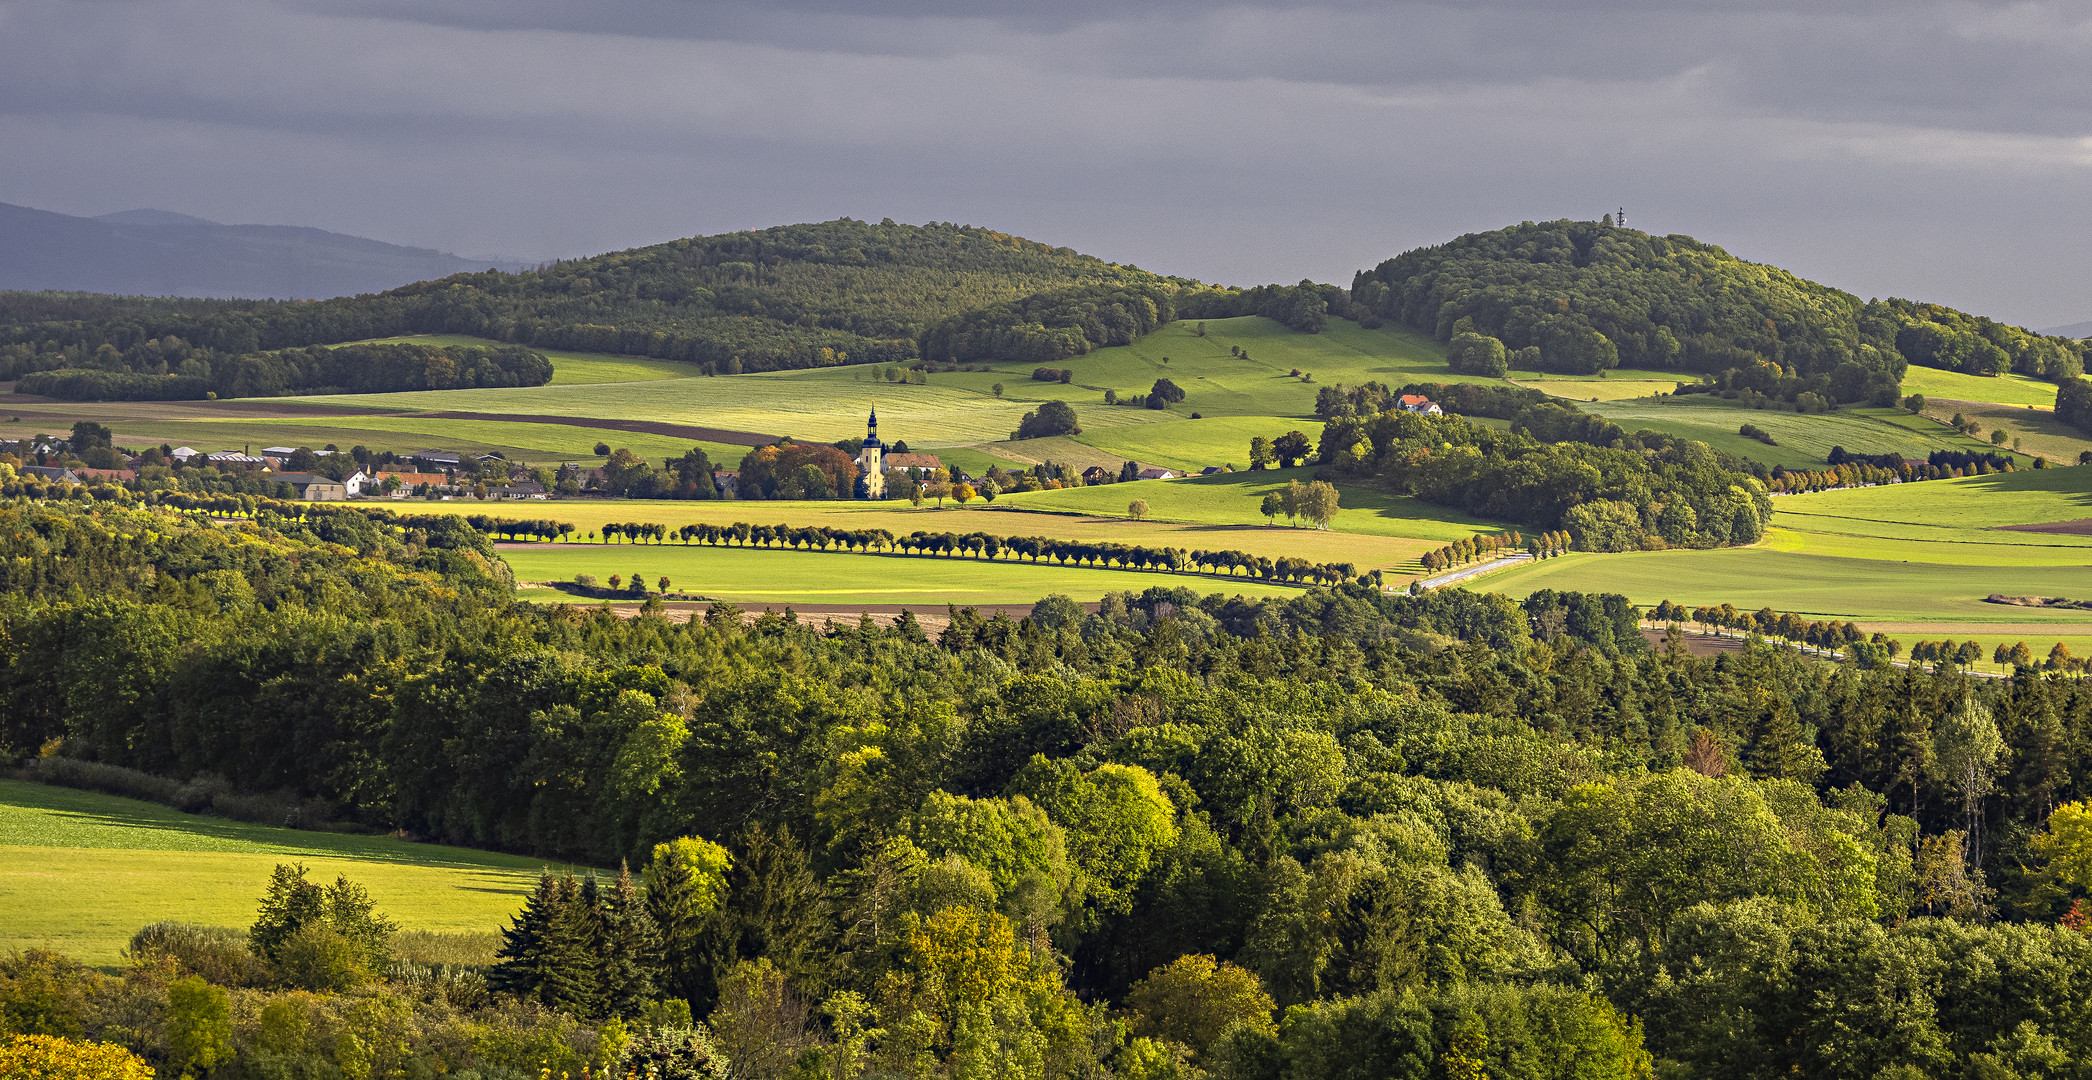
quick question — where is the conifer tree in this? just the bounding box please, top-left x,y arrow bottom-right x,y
599,863 -> 665,1019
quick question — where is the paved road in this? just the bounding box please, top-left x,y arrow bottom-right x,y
1417,552 -> 1532,589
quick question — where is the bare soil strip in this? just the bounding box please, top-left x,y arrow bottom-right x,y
1995,519 -> 2092,535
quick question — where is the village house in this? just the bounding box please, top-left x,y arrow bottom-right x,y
1137,467 -> 1178,480
1396,394 -> 1444,416
272,472 -> 347,501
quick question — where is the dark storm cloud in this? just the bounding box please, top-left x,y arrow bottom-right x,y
0,0 -> 2086,323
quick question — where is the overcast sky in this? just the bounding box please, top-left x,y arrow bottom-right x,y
1,0 -> 2087,326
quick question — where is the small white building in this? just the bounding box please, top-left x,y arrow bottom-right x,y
1396,394 -> 1443,416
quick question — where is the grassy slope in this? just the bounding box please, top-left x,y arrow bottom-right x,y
1475,467 -> 2092,649
999,469 -> 1503,543
1070,416 -> 1325,473
1898,366 -> 2072,407
1916,399 -> 2092,464
504,545 -> 1307,606
325,334 -> 706,385
0,779 -> 549,965
1585,398 -> 1997,468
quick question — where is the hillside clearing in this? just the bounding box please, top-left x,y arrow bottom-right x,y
0,779 -> 548,966
1586,398 -> 1997,467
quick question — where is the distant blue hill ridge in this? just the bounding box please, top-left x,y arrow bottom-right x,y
2040,320 -> 2092,340
0,200 -> 532,300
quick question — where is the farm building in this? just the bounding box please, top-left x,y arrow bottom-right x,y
1397,394 -> 1443,416
273,473 -> 346,501
1137,467 -> 1178,480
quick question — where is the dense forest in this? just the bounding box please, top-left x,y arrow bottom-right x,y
1,492 -> 2089,1078
1350,220 -> 2086,406
11,341 -> 551,400
0,220 -> 1189,377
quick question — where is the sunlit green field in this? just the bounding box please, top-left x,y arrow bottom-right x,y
0,780 -> 549,966
1478,466 -> 2092,648
411,479 -> 1449,573
1897,365 -> 2076,408
1000,469 -> 1504,543
1068,416 -> 1323,473
502,545 -> 1308,606
1483,547 -> 2092,625
328,334 -> 706,385
1586,398 -> 1996,468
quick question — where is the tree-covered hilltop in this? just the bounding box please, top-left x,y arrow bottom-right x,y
1350,219 -> 2085,405
3,491 -> 2091,1077
0,219 -> 1187,379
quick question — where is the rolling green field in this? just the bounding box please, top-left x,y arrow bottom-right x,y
0,779 -> 550,966
1478,466 -> 2092,655
1897,365 -> 2074,407
1000,469 -> 1504,543
1916,399 -> 2092,464
502,545 -> 1309,606
330,334 -> 706,385
1586,398 -> 1999,468
1067,416 -> 1322,473
407,471 -> 1469,576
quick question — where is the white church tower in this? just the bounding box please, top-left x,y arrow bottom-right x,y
855,408 -> 885,499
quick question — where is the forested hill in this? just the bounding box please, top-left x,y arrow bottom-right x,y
1351,219 -> 2086,406
0,219 -> 1188,379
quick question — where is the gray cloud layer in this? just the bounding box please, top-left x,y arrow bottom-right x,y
0,0 -> 2086,324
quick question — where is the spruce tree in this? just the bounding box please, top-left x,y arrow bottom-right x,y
542,874 -> 605,1017
490,871 -> 560,1000
598,862 -> 664,1019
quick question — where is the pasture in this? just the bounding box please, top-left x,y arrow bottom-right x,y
500,545 -> 1310,606
1477,467 -> 2092,655
407,474 -> 1463,574
1897,365 -> 2073,408
1000,469 -> 1505,543
1585,398 -> 1996,468
325,334 -> 706,385
1067,416 -> 1322,474
1915,398 -> 2092,464
0,779 -> 548,966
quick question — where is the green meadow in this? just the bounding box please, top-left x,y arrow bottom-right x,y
1896,365 -> 2074,408
1586,398 -> 1996,468
0,779 -> 550,966
1000,469 -> 1504,544
328,334 -> 706,385
1067,416 -> 1322,473
1478,466 -> 2092,647
501,545 -> 1309,606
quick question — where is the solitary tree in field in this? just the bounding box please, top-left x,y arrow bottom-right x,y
1991,429 -> 2009,446
1128,499 -> 1150,521
1273,431 -> 1312,468
992,383 -> 1004,398
1301,481 -> 1340,529
1248,436 -> 1275,471
1259,492 -> 1282,524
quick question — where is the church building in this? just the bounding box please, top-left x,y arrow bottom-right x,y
854,408 -> 886,499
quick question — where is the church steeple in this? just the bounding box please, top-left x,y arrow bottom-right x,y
867,407 -> 878,441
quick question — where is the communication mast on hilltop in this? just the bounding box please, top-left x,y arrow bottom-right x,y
1618,207 -> 1627,229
